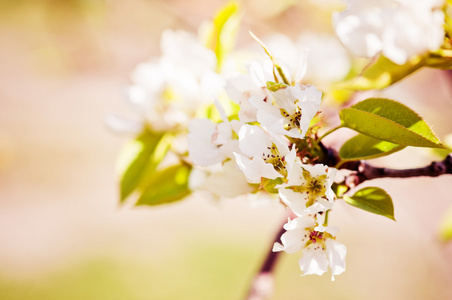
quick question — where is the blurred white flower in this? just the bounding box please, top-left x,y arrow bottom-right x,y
188,99 -> 242,167
189,160 -> 255,199
119,29 -> 224,131
273,216 -> 346,281
187,119 -> 236,167
265,33 -> 351,86
334,0 -> 445,64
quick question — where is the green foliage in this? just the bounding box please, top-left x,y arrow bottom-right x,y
204,1 -> 240,71
343,187 -> 395,221
339,134 -> 405,161
136,163 -> 191,206
117,129 -> 172,202
340,98 -> 448,149
332,183 -> 348,198
333,55 -> 424,91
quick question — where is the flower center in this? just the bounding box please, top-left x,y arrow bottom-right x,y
292,170 -> 328,207
300,228 -> 327,251
262,145 -> 287,174
309,230 -> 324,243
308,178 -> 324,195
281,106 -> 302,131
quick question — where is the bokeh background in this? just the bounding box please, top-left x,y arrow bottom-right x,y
1,0 -> 452,299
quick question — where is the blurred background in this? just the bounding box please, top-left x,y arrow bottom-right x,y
1,0 -> 452,299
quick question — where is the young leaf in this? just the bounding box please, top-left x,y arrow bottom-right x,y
204,1 -> 240,71
340,98 -> 448,149
136,163 -> 191,206
343,187 -> 395,221
332,55 -> 424,90
117,130 -> 171,202
332,183 -> 348,198
339,134 -> 406,161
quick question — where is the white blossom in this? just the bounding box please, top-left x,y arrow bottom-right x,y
225,60 -> 273,122
334,0 -> 445,64
277,162 -> 337,216
250,83 -> 322,141
189,161 -> 255,199
265,33 -> 351,86
233,124 -> 294,184
122,29 -> 224,131
188,99 -> 242,167
273,216 -> 346,281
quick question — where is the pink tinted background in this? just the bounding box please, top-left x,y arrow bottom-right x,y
1,0 -> 452,299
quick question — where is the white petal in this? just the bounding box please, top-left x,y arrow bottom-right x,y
238,125 -> 272,158
302,163 -> 328,178
325,240 -> 347,281
238,96 -> 260,123
188,119 -> 223,166
277,151 -> 303,188
233,153 -> 282,184
249,96 -> 287,138
213,97 -> 229,123
202,161 -> 255,198
160,29 -> 216,74
298,249 -> 329,276
279,188 -> 309,217
305,201 -> 332,214
283,216 -> 316,231
273,227 -> 306,254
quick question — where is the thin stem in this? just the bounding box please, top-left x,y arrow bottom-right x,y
275,65 -> 290,85
323,210 -> 329,226
249,31 -> 290,85
245,213 -> 291,300
317,125 -> 343,144
334,158 -> 351,169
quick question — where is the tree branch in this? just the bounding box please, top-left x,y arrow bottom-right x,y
245,218 -> 287,300
342,154 -> 452,188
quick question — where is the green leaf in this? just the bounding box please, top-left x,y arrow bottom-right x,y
339,98 -> 448,149
205,1 -> 240,71
117,130 -> 172,202
136,163 -> 191,206
439,204 -> 452,242
333,55 -> 425,90
343,187 -> 395,221
339,134 -> 406,161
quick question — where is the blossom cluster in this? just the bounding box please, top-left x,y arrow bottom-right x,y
114,0 -> 450,281
108,29 -> 224,133
188,56 -> 346,280
334,0 -> 446,64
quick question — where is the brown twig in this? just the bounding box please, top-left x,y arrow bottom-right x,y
343,154 -> 452,188
245,217 -> 288,300
318,143 -> 452,189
